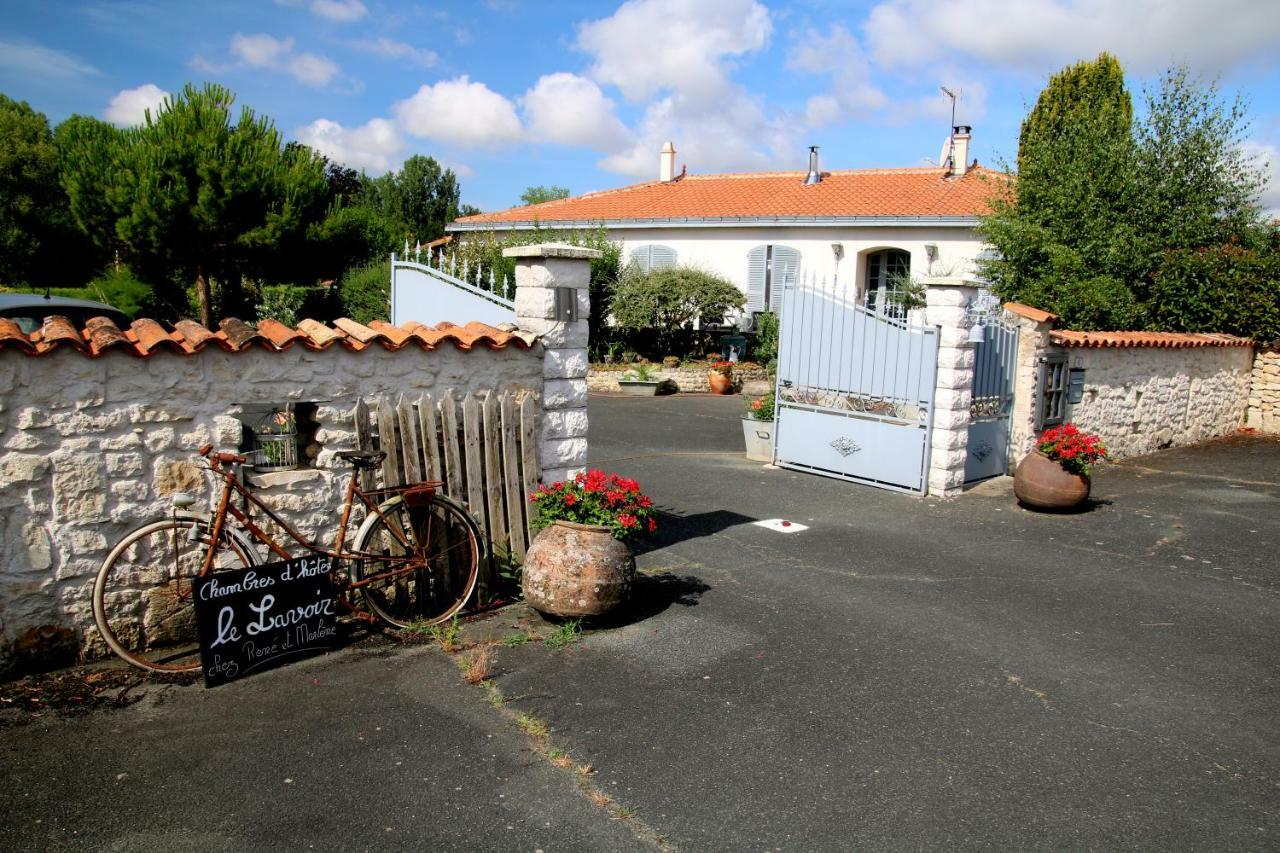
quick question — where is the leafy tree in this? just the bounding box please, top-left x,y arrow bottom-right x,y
980,55 -> 1274,336
519,185 -> 570,206
363,154 -> 461,246
610,265 -> 744,354
57,83 -> 329,324
979,53 -> 1143,328
0,95 -> 100,287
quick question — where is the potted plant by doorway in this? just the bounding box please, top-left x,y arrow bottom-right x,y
522,471 -> 658,618
742,391 -> 775,462
708,359 -> 734,394
1013,423 -> 1108,510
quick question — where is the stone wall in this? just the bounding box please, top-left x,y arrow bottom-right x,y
587,364 -> 770,393
1247,344 -> 1280,433
0,342 -> 542,672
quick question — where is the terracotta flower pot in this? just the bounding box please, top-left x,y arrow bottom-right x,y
1013,450 -> 1091,510
708,370 -> 732,395
522,521 -> 635,618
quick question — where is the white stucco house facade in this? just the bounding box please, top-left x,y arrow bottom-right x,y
447,128 -> 997,322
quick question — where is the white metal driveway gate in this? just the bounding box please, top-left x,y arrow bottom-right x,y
773,277 -> 939,494
964,318 -> 1019,483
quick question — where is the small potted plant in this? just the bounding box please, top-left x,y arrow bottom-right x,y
707,359 -> 734,395
742,391 -> 775,462
617,362 -> 662,396
1013,423 -> 1108,510
523,471 -> 658,618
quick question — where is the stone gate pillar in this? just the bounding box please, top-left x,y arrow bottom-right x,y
505,243 -> 600,484
923,278 -> 979,497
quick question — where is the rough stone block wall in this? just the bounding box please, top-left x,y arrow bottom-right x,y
0,343 -> 542,672
1020,345 -> 1253,460
587,364 -> 770,393
1246,344 -> 1280,433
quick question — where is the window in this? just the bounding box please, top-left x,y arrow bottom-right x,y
864,249 -> 911,318
1037,353 -> 1068,429
629,244 -> 677,274
746,245 -> 802,312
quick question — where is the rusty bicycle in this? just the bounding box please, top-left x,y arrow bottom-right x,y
92,444 -> 482,673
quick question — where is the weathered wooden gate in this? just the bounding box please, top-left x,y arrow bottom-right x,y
353,387 -> 539,597
964,317 -> 1019,483
773,276 -> 939,494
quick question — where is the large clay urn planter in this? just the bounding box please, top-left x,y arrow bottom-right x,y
522,521 -> 635,618
708,370 -> 732,395
1013,450 -> 1091,510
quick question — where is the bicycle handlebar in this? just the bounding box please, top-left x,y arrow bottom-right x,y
198,444 -> 247,465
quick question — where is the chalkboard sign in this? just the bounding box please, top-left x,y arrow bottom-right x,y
193,556 -> 338,688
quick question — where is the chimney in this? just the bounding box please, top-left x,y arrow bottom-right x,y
804,145 -> 821,185
946,125 -> 972,176
659,141 -> 676,182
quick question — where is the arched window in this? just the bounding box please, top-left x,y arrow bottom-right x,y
864,249 -> 911,318
746,245 -> 802,312
629,244 -> 678,274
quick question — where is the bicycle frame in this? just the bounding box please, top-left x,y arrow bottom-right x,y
198,457 -> 440,620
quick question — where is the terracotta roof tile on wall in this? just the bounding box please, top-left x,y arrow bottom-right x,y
451,166 -> 999,226
0,315 -> 536,359
1050,330 -> 1253,349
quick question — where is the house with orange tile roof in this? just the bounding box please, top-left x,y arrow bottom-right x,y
448,128 -> 998,323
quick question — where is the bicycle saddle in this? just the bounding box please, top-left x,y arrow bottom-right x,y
337,450 -> 387,468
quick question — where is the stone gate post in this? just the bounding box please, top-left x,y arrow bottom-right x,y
923,278 -> 979,497
505,243 -> 600,484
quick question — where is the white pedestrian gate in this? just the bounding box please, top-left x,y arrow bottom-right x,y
773,276 -> 939,494
390,244 -> 515,328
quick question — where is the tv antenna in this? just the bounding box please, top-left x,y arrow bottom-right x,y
940,86 -> 957,169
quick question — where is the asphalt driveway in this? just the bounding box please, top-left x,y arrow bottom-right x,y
3,393 -> 1277,851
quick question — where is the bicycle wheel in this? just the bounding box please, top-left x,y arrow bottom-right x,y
92,517 -> 257,673
350,494 -> 480,628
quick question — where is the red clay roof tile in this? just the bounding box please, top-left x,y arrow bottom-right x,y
1003,302 -> 1059,324
0,315 -> 534,359
1050,330 -> 1252,349
453,166 -> 999,226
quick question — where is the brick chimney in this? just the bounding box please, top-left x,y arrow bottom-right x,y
659,141 -> 676,182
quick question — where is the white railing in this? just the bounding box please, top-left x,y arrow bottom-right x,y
390,241 -> 516,328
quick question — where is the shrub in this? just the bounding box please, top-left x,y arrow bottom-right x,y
753,310 -> 779,370
339,260 -> 390,325
1146,243 -> 1280,342
610,265 -> 744,354
255,284 -> 309,326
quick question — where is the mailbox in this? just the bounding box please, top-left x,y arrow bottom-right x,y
1067,366 -> 1086,404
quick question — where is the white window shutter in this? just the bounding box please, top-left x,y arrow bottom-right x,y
771,246 -> 801,312
746,245 -> 767,311
629,245 -> 652,273
649,245 -> 677,270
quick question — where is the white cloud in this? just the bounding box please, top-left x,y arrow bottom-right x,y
522,73 -> 629,150
230,33 -> 294,68
104,83 -> 170,126
310,0 -> 367,21
577,0 -> 772,102
294,117 -> 404,173
786,25 -> 887,127
393,76 -> 523,147
0,40 -> 100,79
226,33 -> 341,87
351,38 -> 438,69
287,53 -> 340,86
864,0 -> 1280,74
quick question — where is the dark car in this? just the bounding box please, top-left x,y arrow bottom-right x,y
0,293 -> 131,335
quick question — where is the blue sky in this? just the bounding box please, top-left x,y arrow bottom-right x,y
2,0 -> 1279,213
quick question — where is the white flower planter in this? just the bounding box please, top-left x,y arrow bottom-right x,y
741,417 -> 775,462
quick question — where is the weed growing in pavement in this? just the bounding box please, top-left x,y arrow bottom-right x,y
427,618 -> 461,653
501,631 -> 533,647
459,646 -> 495,684
544,619 -> 582,649
515,713 -> 549,740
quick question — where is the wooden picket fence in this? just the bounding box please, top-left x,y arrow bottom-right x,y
353,387 -> 541,597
